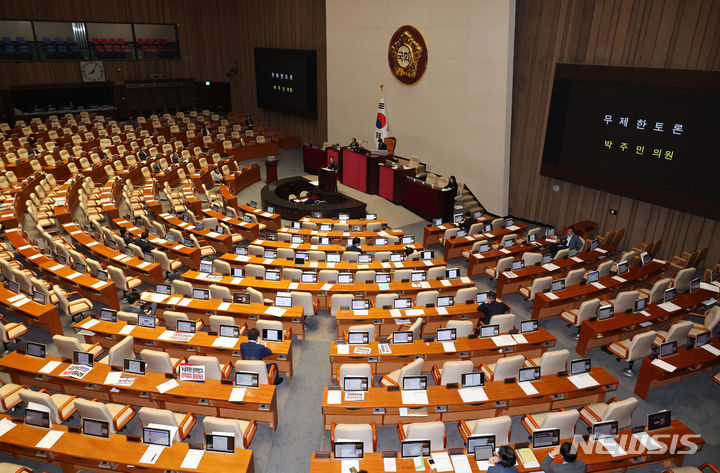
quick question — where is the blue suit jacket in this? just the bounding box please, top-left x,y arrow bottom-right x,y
240,341 -> 273,360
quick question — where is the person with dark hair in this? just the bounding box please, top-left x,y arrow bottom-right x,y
550,226 -> 583,257
202,124 -> 212,136
138,146 -> 149,161
377,138 -> 387,150
240,328 -> 283,385
488,445 -> 519,473
118,226 -> 133,246
136,231 -> 152,254
245,114 -> 254,130
474,291 -> 510,329
349,138 -> 360,149
459,210 -> 474,233
541,442 -> 586,473
346,237 -> 363,254
445,175 -> 459,195
328,156 -> 339,172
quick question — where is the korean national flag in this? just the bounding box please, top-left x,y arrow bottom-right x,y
375,94 -> 389,142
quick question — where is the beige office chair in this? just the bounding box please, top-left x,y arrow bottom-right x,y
431,360 -> 474,385
455,287 -> 479,304
171,280 -> 194,297
256,320 -> 290,341
481,354 -> 525,381
638,278 -> 672,304
596,260 -> 614,278
397,421 -> 446,452
283,268 -> 302,281
524,349 -> 569,376
107,265 -> 142,301
375,292 -> 399,309
98,335 -> 135,369
163,311 -> 204,331
140,349 -> 187,375
291,291 -> 319,316
0,462 -> 34,473
186,355 -> 232,380
337,363 -> 373,387
521,409 -> 580,439
673,268 -> 696,293
0,317 -> 28,351
53,285 -> 92,321
138,407 -> 196,442
579,396 -> 638,429
686,306 -> 720,338
208,315 -> 239,334
485,257 -> 513,279
488,313 -> 515,333
445,320 -> 475,339
74,398 -> 136,434
209,284 -> 232,301
416,290 -> 439,307
560,298 -> 601,337
18,389 -> 77,424
52,334 -> 104,361
519,276 -> 553,301
607,330 -> 657,376
318,269 -> 338,282
244,263 -> 265,279
565,268 -> 586,287
331,422 -> 377,453
203,416 -> 258,448
347,324 -> 375,343
330,294 -> 354,317
152,249 -> 182,279
234,359 -> 276,385
653,321 -> 693,348
458,415 -> 512,447
380,358 -> 423,387
0,380 -> 24,413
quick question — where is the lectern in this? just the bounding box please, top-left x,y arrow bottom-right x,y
265,158 -> 279,183
318,167 -> 338,192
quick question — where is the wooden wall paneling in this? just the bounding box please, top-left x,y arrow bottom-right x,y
510,0 -> 720,268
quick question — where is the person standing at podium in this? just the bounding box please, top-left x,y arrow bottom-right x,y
349,138 -> 359,149
328,156 -> 339,172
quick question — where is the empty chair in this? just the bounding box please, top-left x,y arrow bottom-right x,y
337,363 -> 373,387
331,422 -> 377,453
522,252 -> 543,267
375,292 -> 399,309
446,320 -> 474,338
140,349 -> 186,375
485,256 -> 513,279
291,291 -> 319,316
488,313 -> 515,333
256,320 -> 290,341
348,324 -> 375,343
0,316 -> 28,351
209,284 -> 232,301
458,415 -> 512,447
74,398 -> 136,434
455,287 -> 478,304
208,315 -> 238,333
431,360 -> 474,385
686,306 -> 720,338
560,298 -> 601,335
639,278 -> 672,304
355,270 -> 376,283
480,354 -> 525,381
380,357 -> 423,387
52,334 -> 104,360
416,290 -> 439,307
98,335 -> 135,369
673,268 -> 696,293
244,263 -> 265,279
653,320 -> 693,348
403,318 -> 423,340
393,270 -> 412,282
163,311 -> 203,331
596,260 -> 614,278
107,265 -> 142,301
524,349 -> 569,376
427,266 -> 447,280
18,389 -> 77,425
565,268 -> 585,287
397,421 -> 446,452
172,280 -> 193,297
330,294 -> 353,316
186,355 -> 232,380
212,259 -> 231,275
138,407 -> 196,442
579,396 -> 638,429
203,416 -> 257,449
554,248 -> 570,260
234,359 -> 277,385
607,330 -> 657,376
152,249 -> 182,278
521,409 -> 579,439
611,290 -> 640,313
519,276 -> 553,301
53,285 -> 92,321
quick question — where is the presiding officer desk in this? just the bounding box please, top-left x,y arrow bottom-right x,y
221,253 -> 448,273
309,420 -> 702,473
329,329 -> 556,377
73,316 -> 294,379
0,414 -> 254,473
321,367 -> 617,428
531,260 -> 669,320
139,291 -> 306,340
0,350 -> 279,430
181,271 -> 477,311
576,286 -> 718,356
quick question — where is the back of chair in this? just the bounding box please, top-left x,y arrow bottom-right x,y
404,421 -> 445,452
446,320 -> 474,338
74,398 -> 116,432
603,397 -> 638,428
648,278 -> 672,304
19,389 -> 62,424
398,358 -> 424,383
187,355 -> 222,380
613,291 -> 639,313
416,290 -> 439,307
439,360 -> 473,385
52,335 -> 83,360
674,268 -> 696,292
107,336 -> 135,367
664,321 -> 693,346
138,407 -> 182,441
537,349 -> 569,375
171,280 -> 193,297
338,363 -> 372,387
539,410 -> 579,439
627,331 -> 657,361
488,314 -> 515,333
140,349 -> 174,374
234,360 -> 269,384
348,324 -> 375,342
208,315 -> 235,333
597,260 -> 614,278
471,415 -> 512,446
492,354 -> 525,380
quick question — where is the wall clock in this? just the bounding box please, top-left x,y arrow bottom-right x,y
80,61 -> 106,82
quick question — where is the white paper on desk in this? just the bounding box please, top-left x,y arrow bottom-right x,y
406,309 -> 424,316
335,344 -> 350,355
401,390 -> 429,405
156,379 -> 179,394
442,341 -> 456,353
393,262 -> 404,268
381,262 -> 391,268
633,432 -> 663,451
640,310 -> 651,317
0,418 -> 16,437
568,372 -> 599,388
11,297 -> 30,307
112,254 -> 126,261
327,262 -> 336,268
702,344 -> 720,356
91,281 -> 106,289
352,309 -> 368,316
389,309 -> 402,318
118,324 -> 135,335
384,457 -> 397,472
476,460 -> 490,471
571,256 -> 584,263
143,292 -> 168,303
612,275 -> 627,283
36,430 -> 64,449
49,264 -> 64,271
512,334 -> 528,344
206,231 -> 220,238
39,360 -> 61,374
7,294 -> 23,303
542,263 -> 560,271
178,298 -> 192,306
263,258 -> 274,265
137,262 -> 151,269
499,248 -> 511,254
595,248 -> 608,254
458,387 -> 488,403
217,302 -> 231,311
341,460 -> 360,473
591,281 -> 606,289
230,277 -> 243,285
181,448 -> 205,469
700,282 -> 720,293
439,279 -> 452,287
213,337 -> 237,349
436,307 -> 449,315
460,276 -> 472,284
358,264 -> 369,270
326,390 -> 342,404
80,319 -> 100,329
658,302 -> 682,312
28,253 -> 43,260
235,255 -> 251,262
172,244 -> 184,251
287,282 -> 299,290
166,296 -> 182,305
503,271 -> 518,278
518,381 -> 539,396
492,335 -> 517,347
229,387 -> 246,402
265,306 -> 286,317
65,272 -> 81,280
87,241 -> 100,247
546,292 -> 560,300
451,453 -> 473,473
650,358 -> 677,372
139,444 -> 165,464
158,330 -> 175,341
599,437 -> 627,457
399,407 -> 428,417
652,258 -> 666,264
395,318 -> 411,325
430,452 -> 454,472
321,283 -> 333,290
104,371 -> 122,385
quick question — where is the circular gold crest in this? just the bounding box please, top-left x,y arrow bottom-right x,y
388,25 -> 428,86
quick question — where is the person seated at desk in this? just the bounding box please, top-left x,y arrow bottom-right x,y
541,442 -> 586,473
458,210 -> 474,233
118,227 -> 133,246
151,161 -> 161,173
240,328 -> 283,385
27,134 -> 37,146
328,156 -> 339,172
549,226 -> 583,257
488,446 -> 519,473
138,146 -> 149,161
135,231 -> 152,254
245,114 -> 254,130
445,175 -> 459,195
212,168 -> 225,184
377,138 -> 387,150
474,291 -> 510,329
171,152 -> 181,164
202,124 -> 212,136
346,237 -> 363,254
349,138 -> 360,149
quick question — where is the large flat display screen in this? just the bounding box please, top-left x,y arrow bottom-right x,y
254,48 -> 317,119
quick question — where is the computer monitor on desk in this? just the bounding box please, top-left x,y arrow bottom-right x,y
206,433 -> 235,454
592,420 -> 618,440
334,441 -> 364,459
142,427 -> 172,447
532,429 -> 560,449
83,418 -> 110,438
467,435 -> 495,455
648,410 -> 671,431
401,440 -> 430,458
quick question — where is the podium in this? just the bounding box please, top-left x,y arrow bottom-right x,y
318,167 -> 337,192
265,159 -> 279,183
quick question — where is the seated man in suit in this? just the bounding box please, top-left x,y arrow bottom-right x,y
377,138 -> 387,150
135,231 -> 152,254
348,138 -> 360,149
240,328 -> 283,385
458,211 -> 474,234
541,442 -> 586,473
474,291 -> 510,328
346,237 -> 363,254
138,146 -> 149,161
550,226 -> 583,257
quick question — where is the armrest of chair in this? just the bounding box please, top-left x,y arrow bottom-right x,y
700,463 -> 720,473
686,312 -> 708,320
173,356 -> 188,374
458,419 -> 471,442
221,361 -> 233,380
480,362 -> 494,379
431,365 -> 441,385
0,383 -> 24,411
87,342 -> 105,359
112,404 -> 136,431
267,363 -> 278,385
238,322 -> 248,336
178,412 -> 196,439
58,395 -> 78,421
243,419 -> 257,448
397,422 -> 406,441
285,327 -> 292,340
380,375 -> 398,387
5,323 -> 29,339
523,413 -> 540,430
581,405 -> 603,423
314,297 -> 320,314
194,318 -> 204,330
524,356 -> 538,367
0,315 -> 9,325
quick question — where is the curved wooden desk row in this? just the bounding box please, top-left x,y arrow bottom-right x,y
422,215 -> 494,247
112,218 -> 202,270
238,204 -> 281,231
497,246 -> 614,297
329,329 -> 556,377
299,217 -> 388,228
576,287 -> 717,356
532,261 -> 669,320
73,316 -> 294,379
444,224 -> 529,261
220,253 -> 449,273
0,285 -> 61,336
635,339 -> 720,399
181,270 -> 476,310
4,227 -> 120,311
0,174 -> 47,227
250,238 -> 422,255
60,222 -> 164,285
0,351 -> 279,431
157,213 -> 236,253
139,291 -> 306,341
273,226 -> 403,240
309,420 -> 701,473
0,414 -> 255,473
335,302 -> 485,338
467,240 -> 553,277
200,209 -> 261,241
321,367 -> 618,428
